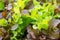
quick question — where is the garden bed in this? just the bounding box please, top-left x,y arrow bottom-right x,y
0,0 -> 60,40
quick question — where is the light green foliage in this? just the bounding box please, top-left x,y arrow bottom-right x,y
0,0 -> 57,40
33,0 -> 40,6
54,14 -> 60,18
17,0 -> 30,9
29,1 -> 56,30
9,0 -> 57,40
10,0 -> 32,40
0,1 -> 4,10
0,18 -> 7,26
12,1 -> 22,24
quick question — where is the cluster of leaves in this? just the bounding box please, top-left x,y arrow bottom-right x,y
0,18 -> 7,26
28,0 -> 56,30
9,0 -> 34,40
0,0 -> 58,40
0,0 -> 31,40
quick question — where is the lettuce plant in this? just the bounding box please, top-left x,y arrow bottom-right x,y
10,0 -> 32,40
0,0 -> 58,40
29,0 -> 56,30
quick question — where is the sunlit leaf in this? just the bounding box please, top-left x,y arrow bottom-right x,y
0,1 -> 4,10
0,19 -> 7,26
